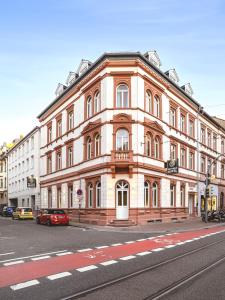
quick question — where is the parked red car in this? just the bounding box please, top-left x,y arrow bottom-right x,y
36,209 -> 69,226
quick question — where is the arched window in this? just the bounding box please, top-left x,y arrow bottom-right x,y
146,133 -> 152,157
87,137 -> 92,159
180,185 -> 185,207
116,129 -> 129,151
146,90 -> 152,113
152,182 -> 158,207
144,181 -> 150,207
88,183 -> 93,208
87,96 -> 92,118
154,95 -> 160,117
116,84 -> 129,108
154,137 -> 160,159
94,91 -> 100,114
94,134 -> 100,157
96,182 -> 101,208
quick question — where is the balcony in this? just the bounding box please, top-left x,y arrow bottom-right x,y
111,150 -> 133,163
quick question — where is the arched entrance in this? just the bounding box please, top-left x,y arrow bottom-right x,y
116,180 -> 129,219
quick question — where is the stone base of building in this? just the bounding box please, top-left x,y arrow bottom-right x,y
63,207 -> 192,226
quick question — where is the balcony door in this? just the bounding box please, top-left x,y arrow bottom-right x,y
116,180 -> 129,219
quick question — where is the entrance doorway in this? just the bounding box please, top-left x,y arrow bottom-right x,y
116,180 -> 129,219
188,194 -> 195,215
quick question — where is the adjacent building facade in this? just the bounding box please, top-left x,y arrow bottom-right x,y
38,51 -> 225,225
7,127 -> 41,210
0,145 -> 8,207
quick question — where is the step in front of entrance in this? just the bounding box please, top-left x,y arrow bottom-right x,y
109,219 -> 136,227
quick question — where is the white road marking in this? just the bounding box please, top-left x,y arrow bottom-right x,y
157,235 -> 165,238
185,240 -> 193,243
56,252 -> 73,256
0,250 -> 67,264
136,239 -> 147,242
77,265 -> 98,272
152,248 -> 164,252
10,280 -> 39,290
125,241 -> 135,244
4,260 -> 24,266
193,238 -> 200,240
47,272 -> 72,280
165,245 -> 176,248
136,251 -> 151,256
100,260 -> 118,266
95,246 -> 109,249
177,242 -> 185,245
120,255 -> 136,260
31,256 -> 51,261
147,237 -> 155,240
77,248 -> 92,252
0,252 -> 15,257
111,243 -> 123,246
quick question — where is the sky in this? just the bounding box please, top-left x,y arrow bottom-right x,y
0,0 -> 225,144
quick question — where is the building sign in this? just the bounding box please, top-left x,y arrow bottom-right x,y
27,176 -> 36,188
165,159 -> 179,174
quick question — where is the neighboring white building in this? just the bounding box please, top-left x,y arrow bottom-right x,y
0,145 -> 8,207
7,127 -> 41,209
37,52 -> 225,225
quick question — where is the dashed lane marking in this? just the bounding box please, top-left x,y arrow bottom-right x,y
152,248 -> 164,252
0,250 -> 68,264
4,260 -> 24,266
100,260 -> 118,266
56,252 -> 73,256
120,255 -> 136,261
136,239 -> 147,242
76,265 -> 98,272
111,243 -> 123,246
10,280 -> 39,291
47,272 -> 72,280
31,256 -> 51,261
77,248 -> 92,253
0,252 -> 15,257
125,241 -> 135,244
165,245 -> 177,248
136,251 -> 151,256
95,246 -> 109,249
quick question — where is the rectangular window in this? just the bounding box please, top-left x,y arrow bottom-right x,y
68,110 -> 74,131
170,108 -> 176,127
56,119 -> 62,138
180,148 -> 186,168
47,126 -> 52,143
213,134 -> 217,151
47,155 -> 52,174
189,120 -> 194,138
68,185 -> 73,208
170,144 -> 177,160
201,156 -> 205,173
207,131 -> 211,148
189,152 -> 194,170
56,151 -> 62,170
221,165 -> 224,179
180,114 -> 186,133
201,127 -> 205,144
67,146 -> 73,167
170,185 -> 175,206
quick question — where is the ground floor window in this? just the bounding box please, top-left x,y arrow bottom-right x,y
68,185 -> 73,208
144,181 -> 150,207
152,182 -> 158,207
170,185 -> 175,206
96,182 -> 101,208
88,183 -> 93,208
180,186 -> 185,206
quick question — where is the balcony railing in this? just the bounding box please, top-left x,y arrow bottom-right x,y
111,150 -> 133,163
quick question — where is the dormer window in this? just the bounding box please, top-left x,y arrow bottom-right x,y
116,84 -> 129,108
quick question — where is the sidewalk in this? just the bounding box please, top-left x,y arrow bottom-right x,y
70,217 -> 225,234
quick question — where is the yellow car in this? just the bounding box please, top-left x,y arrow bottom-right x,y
12,207 -> 34,220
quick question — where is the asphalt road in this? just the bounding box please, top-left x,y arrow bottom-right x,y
1,217 -> 225,300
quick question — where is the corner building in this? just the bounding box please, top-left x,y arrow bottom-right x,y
38,52 -> 225,225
